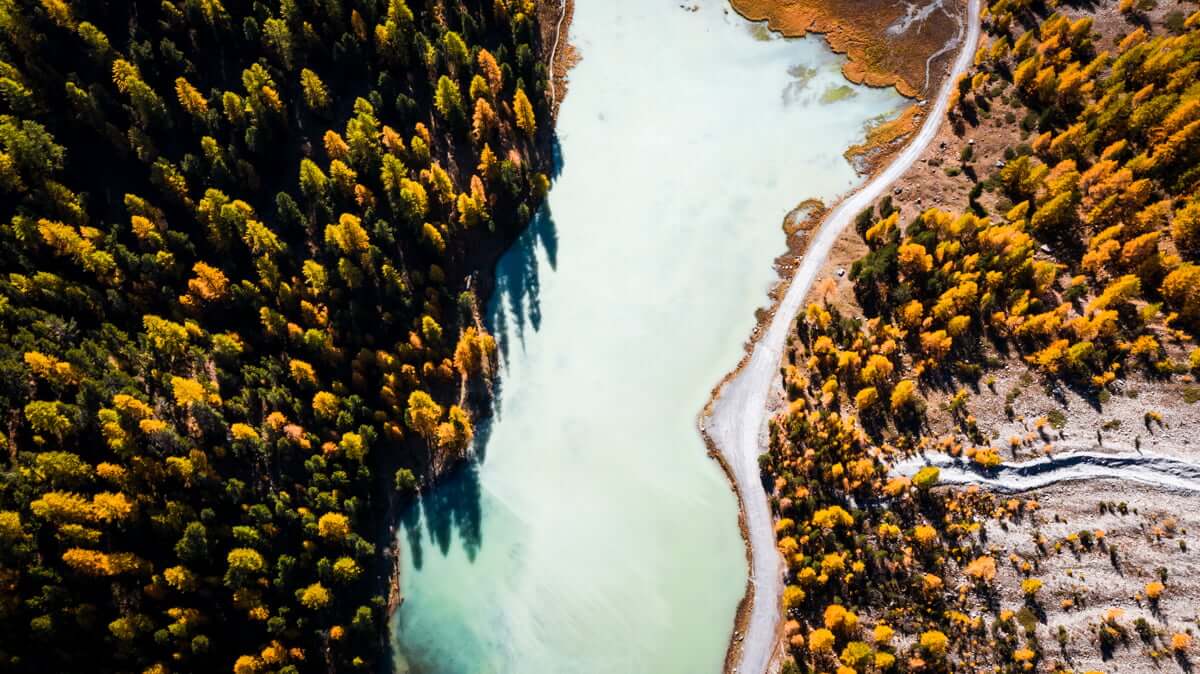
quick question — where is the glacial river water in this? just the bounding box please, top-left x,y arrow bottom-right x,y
392,2 -> 905,672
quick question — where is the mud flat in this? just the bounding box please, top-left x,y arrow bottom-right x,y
730,0 -> 965,97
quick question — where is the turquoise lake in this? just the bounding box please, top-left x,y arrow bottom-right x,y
392,1 -> 905,672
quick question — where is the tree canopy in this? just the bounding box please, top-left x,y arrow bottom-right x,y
0,0 -> 555,672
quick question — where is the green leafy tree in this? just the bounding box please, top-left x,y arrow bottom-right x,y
434,75 -> 464,122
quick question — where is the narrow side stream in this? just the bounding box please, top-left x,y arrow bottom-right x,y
895,449 -> 1200,494
392,2 -> 906,672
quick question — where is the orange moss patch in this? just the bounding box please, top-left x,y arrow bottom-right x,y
845,103 -> 923,173
730,0 -> 962,97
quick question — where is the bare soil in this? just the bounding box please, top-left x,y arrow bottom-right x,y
966,480 -> 1200,671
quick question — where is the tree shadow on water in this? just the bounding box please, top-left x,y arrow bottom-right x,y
399,144 -> 563,575
399,496 -> 425,571
418,460 -> 484,563
547,133 -> 565,180
488,203 -> 559,373
486,136 -> 562,399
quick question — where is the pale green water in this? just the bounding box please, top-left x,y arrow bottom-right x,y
391,2 -> 905,673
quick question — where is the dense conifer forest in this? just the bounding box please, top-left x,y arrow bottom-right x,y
0,0 -> 554,671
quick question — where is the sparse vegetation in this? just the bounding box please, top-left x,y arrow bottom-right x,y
769,2 -> 1200,671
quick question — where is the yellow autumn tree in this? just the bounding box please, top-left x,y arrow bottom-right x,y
1171,197 -> 1200,256
174,77 -> 208,117
919,630 -> 948,656
317,512 -> 350,542
405,390 -> 442,440
890,379 -> 919,412
171,376 -> 206,406
477,49 -> 502,95
1162,263 -> 1200,322
299,583 -> 330,610
964,555 -> 997,584
809,628 -> 836,652
854,386 -> 879,410
898,242 -> 933,275
312,391 -> 339,419
513,88 -> 536,137
290,359 -> 317,386
187,262 -> 228,302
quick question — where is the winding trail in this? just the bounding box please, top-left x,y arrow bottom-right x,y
548,0 -> 569,109
701,1 -> 981,672
893,448 -> 1200,494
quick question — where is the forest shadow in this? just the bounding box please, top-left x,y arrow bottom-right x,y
400,459 -> 484,570
488,202 -> 560,372
485,136 -> 564,423
398,143 -> 564,571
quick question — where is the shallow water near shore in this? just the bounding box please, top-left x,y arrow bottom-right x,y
391,2 -> 905,673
